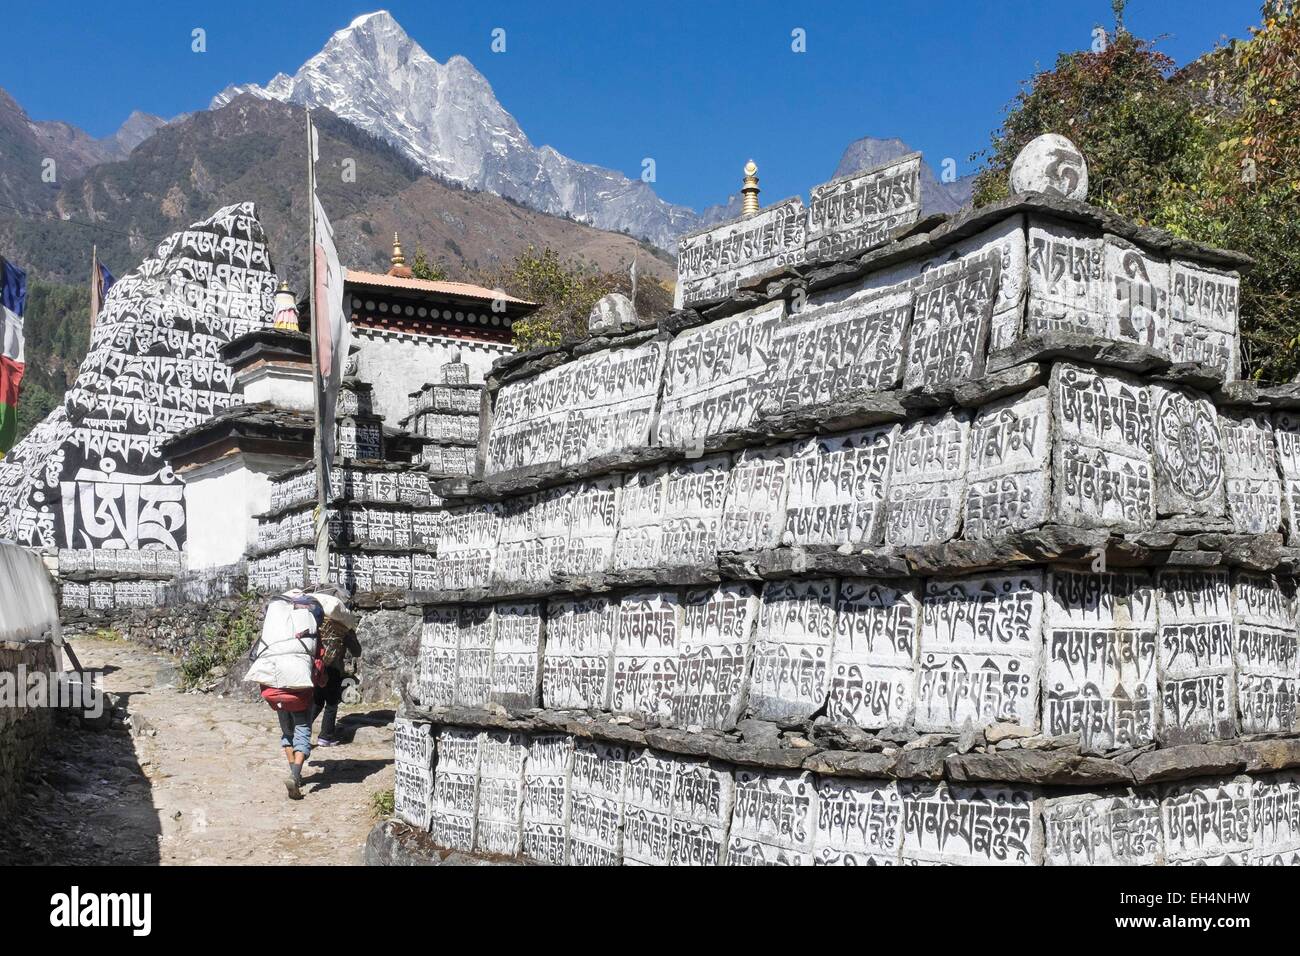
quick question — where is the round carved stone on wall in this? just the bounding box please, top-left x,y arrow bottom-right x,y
1009,133 -> 1090,201
1155,388 -> 1223,503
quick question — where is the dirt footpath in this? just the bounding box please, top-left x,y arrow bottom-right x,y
0,636 -> 395,866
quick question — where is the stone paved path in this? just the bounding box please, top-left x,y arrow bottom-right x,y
0,636 -> 395,865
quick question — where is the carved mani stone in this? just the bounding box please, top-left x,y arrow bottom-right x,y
964,385 -> 1053,538
1219,411 -> 1283,535
1009,133 -> 1089,201
813,777 -> 903,866
1232,572 -> 1298,735
825,579 -> 919,731
1157,569 -> 1237,745
1043,569 -> 1158,751
900,781 -> 1041,865
1150,384 -> 1226,518
521,734 -> 572,865
1271,411 -> 1300,544
883,408 -> 971,546
1042,790 -> 1163,866
915,571 -> 1043,734
749,578 -> 838,724
1050,362 -> 1155,532
671,583 -> 759,732
727,769 -> 817,866
902,251 -> 1000,392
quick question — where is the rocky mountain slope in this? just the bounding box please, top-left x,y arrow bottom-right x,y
0,94 -> 671,293
0,88 -> 166,213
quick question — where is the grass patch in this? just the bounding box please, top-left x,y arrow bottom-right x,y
371,788 -> 395,820
179,594 -> 263,690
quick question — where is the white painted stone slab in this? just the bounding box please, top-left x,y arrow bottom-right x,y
393,717 -> 434,769
610,591 -> 681,720
813,777 -> 903,866
1271,411 -> 1300,544
656,301 -> 783,449
434,504 -> 501,590
489,602 -> 544,710
1249,771 -> 1300,864
670,757 -> 735,866
1157,569 -> 1237,745
521,734 -> 572,866
1220,411 -> 1283,535
1151,384 -> 1226,517
1161,777 -> 1252,864
883,408 -> 971,545
760,285 -> 912,417
417,606 -> 458,709
1050,362 -> 1155,531
612,465 -> 667,572
622,748 -> 676,866
916,571 -> 1043,733
474,731 -> 527,858
1026,219 -> 1107,338
484,339 -> 665,477
568,741 -> 626,866
726,769 -> 816,866
1169,259 -> 1240,380
494,488 -> 567,589
964,386 -> 1053,538
1042,790 -> 1163,865
1232,572 -> 1298,735
1104,235 -> 1169,351
900,781 -> 1040,865
826,579 -> 920,730
563,477 -> 621,576
1043,569 -> 1159,750
782,425 -> 896,547
429,728 -> 481,852
671,583 -> 760,731
748,578 -> 838,723
542,595 -> 618,710
720,444 -> 792,552
805,153 -> 921,262
453,605 -> 495,709
394,760 -> 434,831
902,251 -> 1000,391
675,198 -> 807,308
1010,134 -> 1089,200
661,456 -> 730,568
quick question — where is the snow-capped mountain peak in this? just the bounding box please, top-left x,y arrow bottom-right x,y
209,9 -> 694,248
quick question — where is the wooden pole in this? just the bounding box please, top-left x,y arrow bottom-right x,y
306,108 -> 330,587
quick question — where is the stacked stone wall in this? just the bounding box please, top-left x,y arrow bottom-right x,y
386,176 -> 1300,864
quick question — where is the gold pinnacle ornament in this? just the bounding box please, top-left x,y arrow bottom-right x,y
391,232 -> 406,268
741,160 -> 760,216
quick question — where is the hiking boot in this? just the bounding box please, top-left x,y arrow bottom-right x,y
285,774 -> 303,800
315,737 -> 339,747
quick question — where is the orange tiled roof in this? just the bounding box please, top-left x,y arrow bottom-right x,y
345,269 -> 536,307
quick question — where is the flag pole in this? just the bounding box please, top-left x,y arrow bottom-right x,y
306,107 -> 330,587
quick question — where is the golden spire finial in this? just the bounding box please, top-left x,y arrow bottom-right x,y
741,160 -> 760,217
391,232 -> 405,267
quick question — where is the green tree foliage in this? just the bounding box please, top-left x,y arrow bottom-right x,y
409,245 -> 448,282
971,30 -> 1204,219
10,280 -> 90,444
478,246 -> 672,350
972,1 -> 1300,380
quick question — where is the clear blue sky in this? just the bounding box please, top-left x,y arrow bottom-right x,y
2,0 -> 1264,212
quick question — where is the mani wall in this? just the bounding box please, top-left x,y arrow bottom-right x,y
382,145 -> 1300,865
0,203 -> 277,607
247,360 -> 482,593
